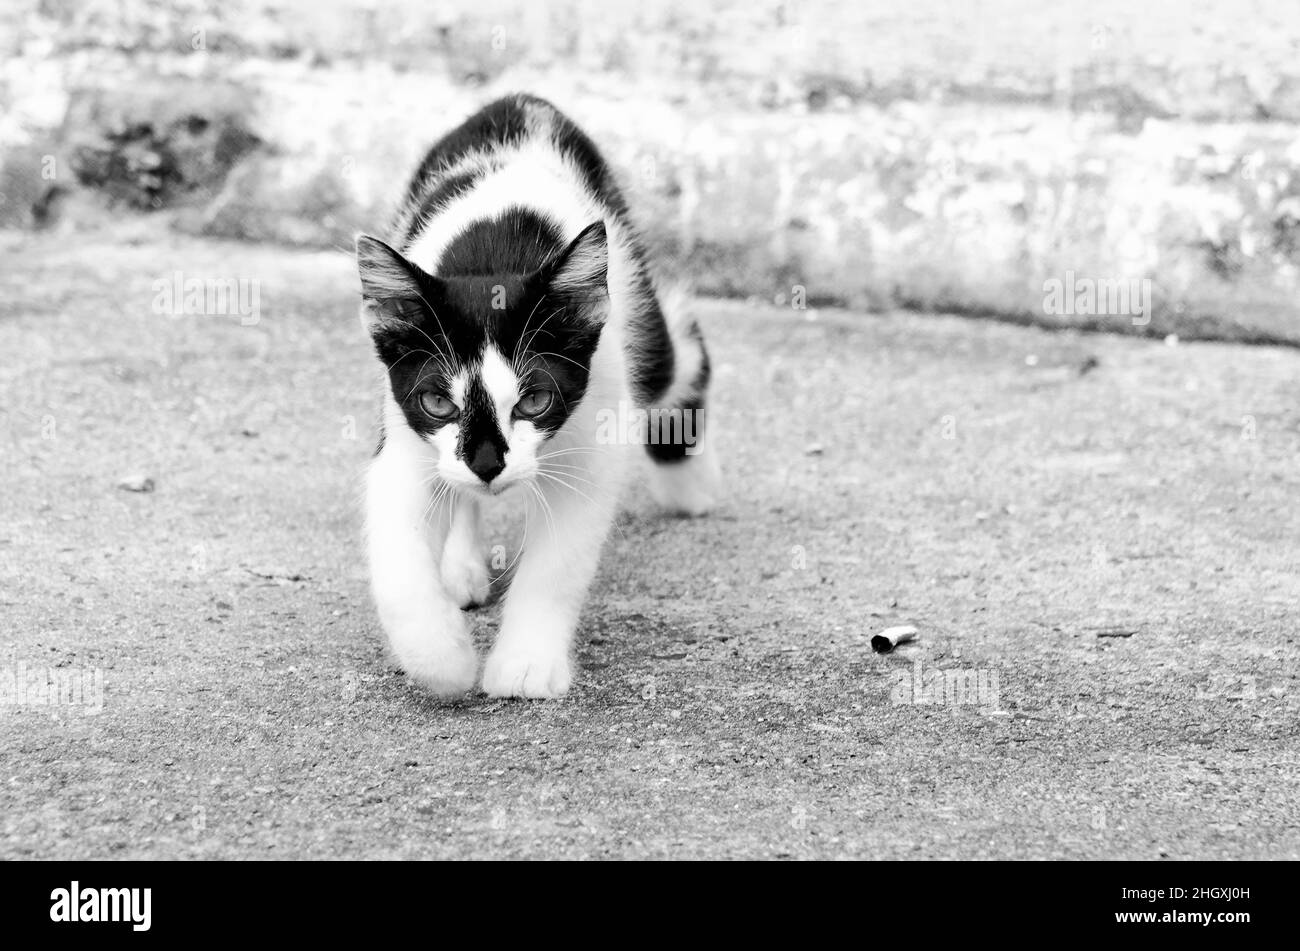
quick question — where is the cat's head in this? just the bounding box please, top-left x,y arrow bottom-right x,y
356,222 -> 608,496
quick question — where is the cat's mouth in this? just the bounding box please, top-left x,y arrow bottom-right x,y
472,477 -> 518,498
438,462 -> 524,498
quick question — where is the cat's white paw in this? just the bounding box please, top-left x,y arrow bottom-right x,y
441,551 -> 491,609
481,645 -> 573,699
394,631 -> 479,699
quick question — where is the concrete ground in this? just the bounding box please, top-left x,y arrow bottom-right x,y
1,233 -> 1297,860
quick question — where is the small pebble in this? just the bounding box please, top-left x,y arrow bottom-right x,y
116,474 -> 155,493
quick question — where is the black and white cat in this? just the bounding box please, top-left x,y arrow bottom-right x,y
356,94 -> 720,699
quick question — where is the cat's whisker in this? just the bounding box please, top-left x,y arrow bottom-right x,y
517,349 -> 589,376
403,354 -> 443,401
537,473 -> 615,507
525,366 -> 570,411
383,347 -> 437,376
417,475 -> 458,529
534,471 -> 626,543
382,317 -> 457,378
535,446 -> 607,459
526,481 -> 559,546
534,464 -> 598,479
536,465 -> 603,488
511,298 -> 556,373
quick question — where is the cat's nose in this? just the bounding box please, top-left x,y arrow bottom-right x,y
467,441 -> 506,483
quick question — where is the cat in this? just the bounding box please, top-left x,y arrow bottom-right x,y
355,94 -> 720,699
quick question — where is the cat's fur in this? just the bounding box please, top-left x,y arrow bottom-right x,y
356,94 -> 720,699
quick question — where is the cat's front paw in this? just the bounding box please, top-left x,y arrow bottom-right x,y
441,551 -> 492,609
394,631 -> 479,699
481,645 -> 573,699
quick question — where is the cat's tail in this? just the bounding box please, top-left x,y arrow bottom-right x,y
642,283 -> 722,516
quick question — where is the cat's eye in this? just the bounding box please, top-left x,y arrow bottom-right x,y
418,392 -> 458,420
515,389 -> 553,418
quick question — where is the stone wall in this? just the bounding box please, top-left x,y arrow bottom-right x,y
3,0 -> 1299,342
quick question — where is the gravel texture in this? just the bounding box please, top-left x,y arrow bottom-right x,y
1,235 -> 1297,859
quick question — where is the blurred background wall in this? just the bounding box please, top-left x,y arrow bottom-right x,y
3,0 -> 1300,342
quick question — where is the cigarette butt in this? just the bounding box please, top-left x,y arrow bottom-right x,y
871,625 -> 917,653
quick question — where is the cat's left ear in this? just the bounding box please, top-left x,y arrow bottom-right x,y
545,221 -> 609,328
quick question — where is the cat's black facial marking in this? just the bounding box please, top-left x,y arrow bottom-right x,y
457,373 -> 509,483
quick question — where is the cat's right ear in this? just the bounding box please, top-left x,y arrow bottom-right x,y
355,235 -> 426,336
356,235 -> 420,300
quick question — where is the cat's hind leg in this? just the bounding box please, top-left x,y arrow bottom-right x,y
647,446 -> 721,517
643,318 -> 721,516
